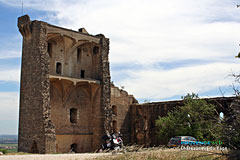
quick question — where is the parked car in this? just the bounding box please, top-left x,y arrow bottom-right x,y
168,136 -> 197,147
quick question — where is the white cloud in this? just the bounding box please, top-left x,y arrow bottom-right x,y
117,62 -> 240,100
0,92 -> 19,134
0,35 -> 22,58
0,92 -> 19,121
0,69 -> 20,82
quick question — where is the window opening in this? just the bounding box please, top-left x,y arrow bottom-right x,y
70,108 -> 77,123
56,62 -> 62,74
112,105 -> 117,115
47,42 -> 52,58
77,48 -> 81,62
93,46 -> 99,54
81,70 -> 85,78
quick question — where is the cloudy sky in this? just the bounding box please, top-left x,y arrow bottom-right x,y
1,0 -> 240,134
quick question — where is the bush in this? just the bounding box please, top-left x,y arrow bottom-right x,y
0,148 -> 8,154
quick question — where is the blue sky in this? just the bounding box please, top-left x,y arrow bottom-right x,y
1,0 -> 240,134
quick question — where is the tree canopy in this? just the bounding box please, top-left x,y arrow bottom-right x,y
155,93 -> 222,144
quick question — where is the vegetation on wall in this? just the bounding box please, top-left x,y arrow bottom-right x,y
155,93 -> 222,144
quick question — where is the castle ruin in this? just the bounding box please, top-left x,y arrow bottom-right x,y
17,15 -> 234,153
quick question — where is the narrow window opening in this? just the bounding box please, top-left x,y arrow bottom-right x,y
48,42 -> 52,58
56,62 -> 62,74
70,143 -> 78,153
70,108 -> 77,123
81,70 -> 85,78
77,48 -> 81,62
93,46 -> 99,54
113,120 -> 117,133
112,105 -> 117,116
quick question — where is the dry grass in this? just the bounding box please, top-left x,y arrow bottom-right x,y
91,147 -> 229,160
5,152 -> 33,155
2,146 -> 238,160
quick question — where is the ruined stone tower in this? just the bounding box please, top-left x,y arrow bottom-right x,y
18,15 -> 112,153
17,15 -> 235,153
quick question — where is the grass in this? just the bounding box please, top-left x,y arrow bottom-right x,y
0,144 -> 17,147
92,147 -> 229,160
5,152 -> 32,155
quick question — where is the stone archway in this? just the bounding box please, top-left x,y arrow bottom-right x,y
30,141 -> 39,153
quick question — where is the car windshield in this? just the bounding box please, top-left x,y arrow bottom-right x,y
170,137 -> 181,141
190,137 -> 197,141
182,137 -> 190,140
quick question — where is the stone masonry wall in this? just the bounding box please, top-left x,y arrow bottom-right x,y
97,34 -> 112,135
129,100 -> 183,146
18,15 -> 56,154
110,84 -> 138,144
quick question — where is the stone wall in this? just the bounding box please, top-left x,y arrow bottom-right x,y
110,84 -> 138,144
127,97 -> 235,146
97,34 -> 111,135
18,15 -> 56,154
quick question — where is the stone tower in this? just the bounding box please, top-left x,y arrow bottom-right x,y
18,15 -> 111,153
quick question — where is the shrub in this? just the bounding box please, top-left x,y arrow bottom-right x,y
0,148 -> 8,154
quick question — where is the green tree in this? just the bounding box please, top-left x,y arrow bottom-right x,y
156,93 -> 221,144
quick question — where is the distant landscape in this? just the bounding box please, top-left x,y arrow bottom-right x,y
0,135 -> 18,153
0,135 -> 17,144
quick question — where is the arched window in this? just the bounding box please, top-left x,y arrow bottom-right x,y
113,120 -> 117,133
93,46 -> 99,54
30,141 -> 39,153
112,105 -> 117,116
56,62 -> 62,74
70,108 -> 77,123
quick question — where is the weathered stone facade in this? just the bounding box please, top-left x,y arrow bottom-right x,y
18,15 -> 111,153
110,84 -> 138,144
18,15 -> 236,154
18,15 -> 56,154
